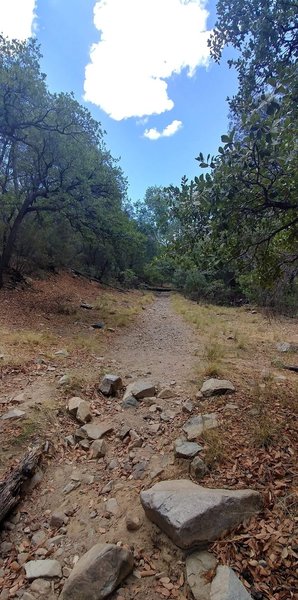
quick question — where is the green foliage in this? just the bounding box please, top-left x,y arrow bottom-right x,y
0,35 -> 152,285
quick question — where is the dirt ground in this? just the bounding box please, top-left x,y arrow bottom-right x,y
0,273 -> 297,600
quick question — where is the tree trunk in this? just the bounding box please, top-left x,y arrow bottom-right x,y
0,446 -> 43,525
0,195 -> 33,287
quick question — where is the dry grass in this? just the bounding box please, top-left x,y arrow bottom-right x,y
202,429 -> 226,467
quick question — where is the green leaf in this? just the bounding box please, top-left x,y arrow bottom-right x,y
221,135 -> 230,143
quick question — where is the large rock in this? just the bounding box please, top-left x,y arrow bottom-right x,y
24,559 -> 62,580
201,379 -> 235,397
80,422 -> 114,440
61,543 -> 134,600
123,380 -> 155,401
186,551 -> 217,600
99,374 -> 123,396
1,409 -> 26,420
183,414 -> 218,441
210,565 -> 252,599
140,480 -> 262,549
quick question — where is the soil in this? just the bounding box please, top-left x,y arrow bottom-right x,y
0,273 -> 297,600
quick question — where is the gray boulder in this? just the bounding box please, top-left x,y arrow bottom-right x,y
60,543 -> 134,600
210,565 -> 252,599
183,413 -> 218,441
99,374 -> 123,396
140,480 -> 262,549
186,551 -> 217,600
201,379 -> 235,397
174,439 -> 203,459
123,380 -> 155,401
68,397 -> 92,424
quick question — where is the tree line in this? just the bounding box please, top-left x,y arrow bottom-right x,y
141,0 -> 298,313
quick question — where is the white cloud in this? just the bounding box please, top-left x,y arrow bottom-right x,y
84,0 -> 210,120
144,119 -> 183,140
0,0 -> 37,40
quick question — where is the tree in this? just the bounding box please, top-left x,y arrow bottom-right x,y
0,36 -> 128,285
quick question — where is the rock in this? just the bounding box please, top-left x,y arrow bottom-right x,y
190,457 -> 208,480
123,380 -> 156,401
50,512 -> 67,528
105,498 -> 119,516
60,543 -> 134,600
174,439 -> 203,459
182,399 -> 193,414
63,481 -> 81,495
76,400 -> 92,423
24,559 -> 62,580
80,422 -> 114,440
22,593 -> 35,600
32,530 -> 46,546
79,439 -> 90,450
118,424 -> 130,440
80,303 -> 94,310
276,342 -> 298,353
210,565 -> 252,599
92,322 -> 105,329
65,435 -> 75,447
91,439 -> 107,458
132,461 -> 148,480
157,388 -> 174,399
30,578 -> 51,595
99,374 -> 123,396
186,551 -> 217,600
1,409 -> 25,420
126,513 -> 142,531
122,396 -> 138,409
183,413 -> 218,441
140,480 -> 262,549
1,541 -> 13,553
160,409 -> 177,421
201,379 -> 235,397
58,374 -> 70,387
54,349 -> 69,357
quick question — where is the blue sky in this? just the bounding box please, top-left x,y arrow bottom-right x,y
0,0 -> 238,202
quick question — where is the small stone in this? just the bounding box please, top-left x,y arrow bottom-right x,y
200,379 -> 235,397
174,439 -> 203,459
183,413 -> 218,441
30,578 -> 51,595
105,498 -> 119,516
50,512 -> 67,528
190,457 -> 208,480
18,552 -> 30,565
80,303 -> 93,310
99,374 -> 123,396
58,374 -> 70,387
1,541 -> 13,553
186,551 -> 217,600
149,423 -> 160,434
118,424 -> 130,440
54,349 -> 69,357
32,530 -> 47,546
25,559 -> 62,580
91,439 -> 107,458
76,401 -> 92,424
126,513 -> 142,531
63,481 -> 81,495
22,593 -> 35,600
65,435 -> 75,446
79,439 -> 90,450
123,380 -> 156,401
182,399 -> 193,414
80,422 -> 114,440
132,461 -> 148,480
157,388 -> 174,399
122,396 -> 138,409
210,565 -> 253,599
276,342 -> 298,353
108,458 -> 119,470
1,409 -> 25,420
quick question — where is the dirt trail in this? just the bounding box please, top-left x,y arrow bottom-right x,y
106,295 -> 199,387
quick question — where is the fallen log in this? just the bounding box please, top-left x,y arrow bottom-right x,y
282,365 -> 298,373
0,445 -> 44,526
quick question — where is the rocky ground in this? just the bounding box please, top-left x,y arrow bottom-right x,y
0,273 -> 297,600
